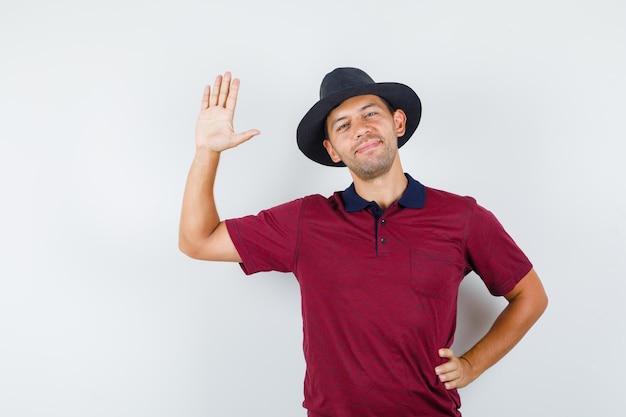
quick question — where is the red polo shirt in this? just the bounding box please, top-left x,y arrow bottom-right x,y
225,174 -> 532,417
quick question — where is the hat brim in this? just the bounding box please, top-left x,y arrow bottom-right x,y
296,82 -> 421,167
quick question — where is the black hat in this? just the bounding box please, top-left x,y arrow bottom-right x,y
296,67 -> 421,166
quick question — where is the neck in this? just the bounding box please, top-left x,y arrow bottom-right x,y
351,157 -> 408,210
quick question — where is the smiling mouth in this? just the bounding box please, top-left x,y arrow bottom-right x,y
355,140 -> 381,154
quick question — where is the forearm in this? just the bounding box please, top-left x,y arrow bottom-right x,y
179,149 -> 221,254
460,271 -> 548,381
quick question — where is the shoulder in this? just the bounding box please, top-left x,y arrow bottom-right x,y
421,187 -> 502,231
301,192 -> 345,209
424,186 -> 478,211
244,193 -> 343,219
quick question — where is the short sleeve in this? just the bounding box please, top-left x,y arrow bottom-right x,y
224,198 -> 303,275
465,201 -> 533,296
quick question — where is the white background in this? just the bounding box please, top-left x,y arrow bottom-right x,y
1,1 -> 624,416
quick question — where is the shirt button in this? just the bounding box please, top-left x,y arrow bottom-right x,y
380,237 -> 387,244
381,219 -> 386,224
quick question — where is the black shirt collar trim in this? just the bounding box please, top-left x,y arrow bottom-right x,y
343,173 -> 426,213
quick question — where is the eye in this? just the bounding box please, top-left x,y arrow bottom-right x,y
337,122 -> 349,132
365,111 -> 377,118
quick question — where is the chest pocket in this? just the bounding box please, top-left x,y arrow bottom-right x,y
410,250 -> 464,299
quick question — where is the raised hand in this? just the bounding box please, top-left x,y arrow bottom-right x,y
195,72 -> 260,153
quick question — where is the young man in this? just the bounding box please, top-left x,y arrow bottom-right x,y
179,67 -> 548,416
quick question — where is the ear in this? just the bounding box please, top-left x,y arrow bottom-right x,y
393,109 -> 407,137
323,139 -> 342,163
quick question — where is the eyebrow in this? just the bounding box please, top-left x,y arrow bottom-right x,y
328,103 -> 381,129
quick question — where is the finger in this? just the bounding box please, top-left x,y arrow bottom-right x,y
437,366 -> 460,381
200,85 -> 210,110
225,78 -> 241,111
438,348 -> 455,360
434,348 -> 457,376
443,380 -> 459,390
435,360 -> 457,376
217,71 -> 232,107
210,74 -> 223,107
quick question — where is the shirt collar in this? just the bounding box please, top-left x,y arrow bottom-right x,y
343,173 -> 426,213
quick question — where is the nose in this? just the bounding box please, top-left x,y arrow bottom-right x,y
355,120 -> 370,139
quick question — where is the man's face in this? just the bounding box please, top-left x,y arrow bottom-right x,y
323,94 -> 407,180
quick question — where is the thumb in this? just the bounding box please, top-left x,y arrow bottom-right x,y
233,129 -> 261,145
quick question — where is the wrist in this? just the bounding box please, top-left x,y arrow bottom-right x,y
194,148 -> 220,162
459,355 -> 476,379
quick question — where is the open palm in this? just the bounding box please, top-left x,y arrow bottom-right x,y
195,72 -> 260,152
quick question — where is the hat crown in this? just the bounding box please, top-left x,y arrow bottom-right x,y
320,67 -> 376,100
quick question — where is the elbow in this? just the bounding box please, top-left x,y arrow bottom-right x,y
178,240 -> 193,258
538,288 -> 549,316
178,235 -> 201,259
534,273 -> 549,317
178,223 -> 239,262
508,268 -> 549,322
530,281 -> 549,324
